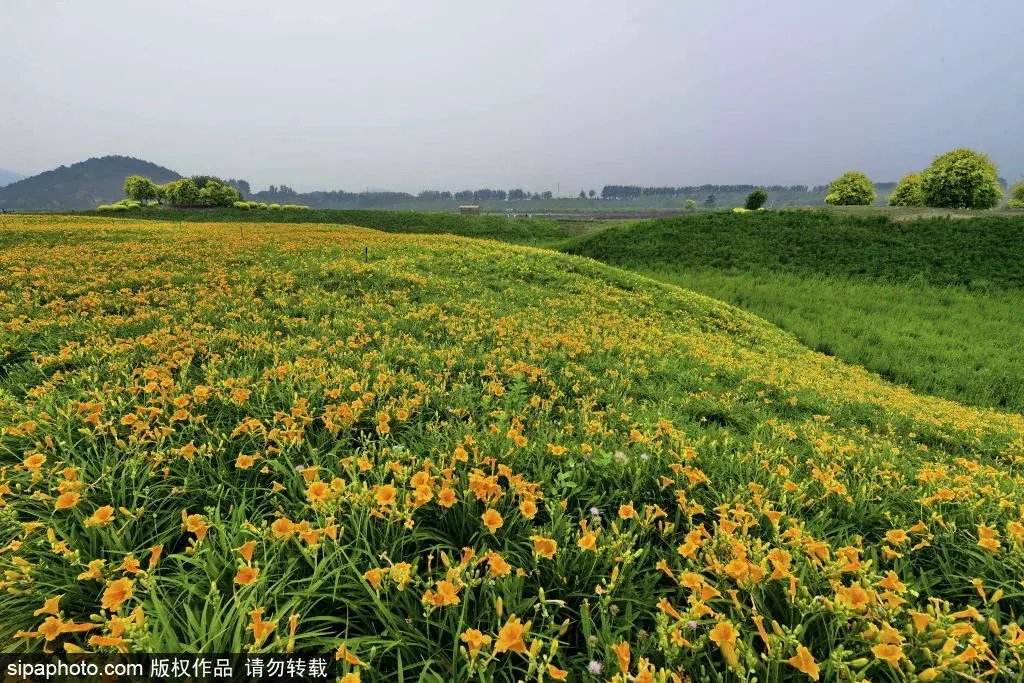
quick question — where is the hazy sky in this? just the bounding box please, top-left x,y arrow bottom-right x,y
2,0 -> 1022,193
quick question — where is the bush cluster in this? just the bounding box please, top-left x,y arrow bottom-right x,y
743,189 -> 768,210
231,201 -> 312,211
887,173 -> 925,207
1007,182 -> 1024,209
114,174 -> 245,209
97,199 -> 142,212
824,172 -> 875,206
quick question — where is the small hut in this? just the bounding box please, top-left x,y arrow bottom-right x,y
458,205 -> 481,215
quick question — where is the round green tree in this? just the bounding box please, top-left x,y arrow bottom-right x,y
824,172 -> 875,206
887,173 -> 924,207
164,178 -> 200,206
1007,181 -> 1024,208
683,199 -> 698,211
123,175 -> 158,205
920,148 -> 1002,209
744,189 -> 768,210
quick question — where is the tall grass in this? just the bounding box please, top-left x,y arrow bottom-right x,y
565,210 -> 1024,412
639,268 -> 1024,412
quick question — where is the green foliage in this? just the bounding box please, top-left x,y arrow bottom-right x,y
743,189 -> 768,210
1007,181 -> 1024,209
157,176 -> 242,207
233,201 -> 250,210
887,173 -> 924,207
281,204 -> 311,210
269,203 -> 281,209
198,181 -> 242,207
97,199 -> 141,211
683,199 -> 698,211
824,172 -> 875,206
162,178 -> 200,206
920,148 -> 1002,209
561,210 -> 1024,289
123,175 -> 159,204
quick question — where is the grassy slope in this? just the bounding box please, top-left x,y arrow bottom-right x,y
2,216 -> 1024,680
563,211 -> 1024,411
560,210 -> 1024,288
73,207 -> 575,247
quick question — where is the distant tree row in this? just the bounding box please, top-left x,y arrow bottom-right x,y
123,175 -> 243,207
825,148 -> 1009,209
600,184 -> 810,199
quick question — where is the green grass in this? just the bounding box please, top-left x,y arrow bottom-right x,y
561,210 -> 1024,288
636,268 -> 1024,411
563,210 -> 1024,413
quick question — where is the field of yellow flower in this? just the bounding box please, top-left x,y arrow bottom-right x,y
2,215 -> 1024,681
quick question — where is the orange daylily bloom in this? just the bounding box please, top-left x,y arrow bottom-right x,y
235,566 -> 260,585
460,629 -> 491,659
55,492 -> 81,510
787,645 -> 820,680
530,535 -> 557,560
101,578 -> 133,611
494,615 -> 530,654
709,621 -> 740,668
481,508 -> 504,533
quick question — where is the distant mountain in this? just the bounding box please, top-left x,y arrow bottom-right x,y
0,156 -> 182,210
0,169 -> 25,187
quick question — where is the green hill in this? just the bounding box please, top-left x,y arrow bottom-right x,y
561,210 -> 1024,288
0,155 -> 181,210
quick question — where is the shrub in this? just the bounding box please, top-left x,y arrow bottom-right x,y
163,179 -> 201,206
96,204 -> 115,211
1006,181 -> 1024,209
233,201 -> 250,210
683,199 -> 698,211
269,204 -> 281,209
921,148 -> 1002,209
732,207 -> 751,213
744,189 -> 768,210
282,204 -> 311,210
824,172 -> 875,206
887,173 -> 925,207
197,180 -> 243,207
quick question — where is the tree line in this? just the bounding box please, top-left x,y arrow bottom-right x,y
826,148 -> 1016,209
120,148 -> 1022,212
123,175 -> 244,207
599,184 -> 814,199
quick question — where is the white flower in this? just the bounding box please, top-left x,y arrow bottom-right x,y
587,661 -> 602,674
